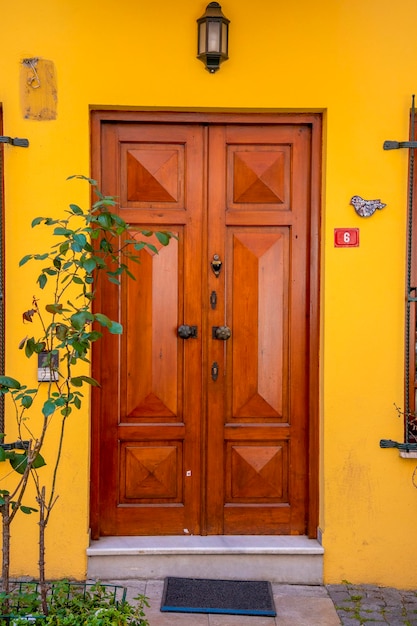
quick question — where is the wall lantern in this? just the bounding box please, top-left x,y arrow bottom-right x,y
197,2 -> 230,73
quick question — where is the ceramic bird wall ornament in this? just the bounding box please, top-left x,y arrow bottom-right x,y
350,195 -> 386,218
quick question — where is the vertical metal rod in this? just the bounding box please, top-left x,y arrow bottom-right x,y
405,95 -> 415,442
0,141 -> 4,436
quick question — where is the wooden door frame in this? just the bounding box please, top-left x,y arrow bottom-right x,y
89,109 -> 322,539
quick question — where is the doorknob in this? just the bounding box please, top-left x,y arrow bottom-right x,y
212,325 -> 231,340
178,324 -> 198,339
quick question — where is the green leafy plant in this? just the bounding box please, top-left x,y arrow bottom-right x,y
0,175 -> 173,614
0,580 -> 149,625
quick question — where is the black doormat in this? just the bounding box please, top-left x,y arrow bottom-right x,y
160,576 -> 276,616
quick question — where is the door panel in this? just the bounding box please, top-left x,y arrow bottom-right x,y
206,125 -> 310,535
96,124 -> 203,535
122,233 -> 180,421
231,230 -> 288,420
92,116 -> 316,537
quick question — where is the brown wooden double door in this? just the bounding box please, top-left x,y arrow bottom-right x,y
92,113 -> 319,537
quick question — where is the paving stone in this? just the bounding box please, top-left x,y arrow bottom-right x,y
330,591 -> 355,603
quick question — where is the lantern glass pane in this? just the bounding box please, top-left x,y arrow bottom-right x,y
198,22 -> 206,54
207,21 -> 221,52
221,22 -> 228,55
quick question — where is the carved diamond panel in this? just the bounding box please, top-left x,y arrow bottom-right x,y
120,443 -> 181,502
227,444 -> 288,502
125,145 -> 184,206
123,233 -> 179,421
227,146 -> 290,210
231,230 -> 289,421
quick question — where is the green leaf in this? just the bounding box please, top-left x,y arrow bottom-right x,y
32,453 -> 46,469
99,238 -> 113,253
71,375 -> 100,387
71,310 -> 94,330
31,216 -> 44,227
109,321 -> 123,335
9,453 -> 27,474
73,233 -> 87,248
94,313 -> 112,328
0,447 -> 6,462
53,256 -> 62,270
97,213 -> 113,229
69,203 -> 83,215
19,254 -> 32,267
67,174 -> 97,185
42,400 -> 56,417
20,506 -> 38,514
155,231 -> 171,246
38,273 -> 47,289
46,303 -> 63,314
25,338 -> 35,358
21,395 -> 33,409
53,227 -> 73,236
0,376 -> 21,390
83,258 -> 97,273
9,451 -> 46,475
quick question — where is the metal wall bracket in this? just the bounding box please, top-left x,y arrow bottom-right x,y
380,438 -> 417,452
0,136 -> 29,147
383,140 -> 417,150
0,440 -> 30,451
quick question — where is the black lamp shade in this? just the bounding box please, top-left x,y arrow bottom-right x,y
197,2 -> 230,73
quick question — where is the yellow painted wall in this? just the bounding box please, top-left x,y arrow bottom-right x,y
1,0 -> 417,587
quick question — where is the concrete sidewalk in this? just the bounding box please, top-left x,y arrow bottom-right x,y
111,579 -> 341,625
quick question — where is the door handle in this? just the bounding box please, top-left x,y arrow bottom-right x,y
212,325 -> 231,340
178,324 -> 198,339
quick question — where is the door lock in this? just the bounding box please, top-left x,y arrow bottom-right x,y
211,362 -> 219,381
212,325 -> 232,340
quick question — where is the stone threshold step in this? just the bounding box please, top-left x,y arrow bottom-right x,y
87,535 -> 323,556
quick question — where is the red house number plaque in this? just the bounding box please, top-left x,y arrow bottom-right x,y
334,228 -> 359,247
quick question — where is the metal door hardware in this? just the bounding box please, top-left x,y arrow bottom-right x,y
211,362 -> 219,381
0,136 -> 29,147
383,140 -> 417,150
212,325 -> 231,340
211,254 -> 222,277
210,291 -> 217,309
177,325 -> 198,339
